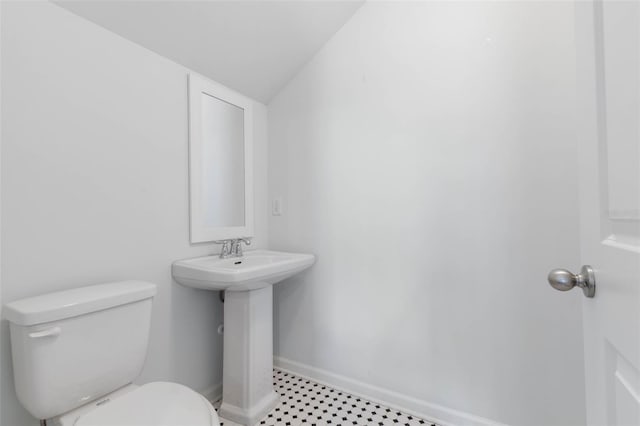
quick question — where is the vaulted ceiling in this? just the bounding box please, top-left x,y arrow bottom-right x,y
54,1 -> 364,103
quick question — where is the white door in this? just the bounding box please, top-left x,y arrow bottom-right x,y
574,1 -> 640,425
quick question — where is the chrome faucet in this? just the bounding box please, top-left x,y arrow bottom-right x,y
214,237 -> 251,259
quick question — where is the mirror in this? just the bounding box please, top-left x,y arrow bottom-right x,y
188,73 -> 253,243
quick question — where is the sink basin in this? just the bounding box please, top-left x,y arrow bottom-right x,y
172,249 -> 315,291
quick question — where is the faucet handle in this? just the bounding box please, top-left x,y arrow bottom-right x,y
214,240 -> 232,258
230,237 -> 251,257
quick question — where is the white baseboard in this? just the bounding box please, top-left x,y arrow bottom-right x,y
200,382 -> 222,403
274,356 -> 507,426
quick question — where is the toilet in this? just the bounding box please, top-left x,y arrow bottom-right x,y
4,280 -> 220,426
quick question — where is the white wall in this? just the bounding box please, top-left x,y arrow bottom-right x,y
269,2 -> 585,425
0,2 -> 268,424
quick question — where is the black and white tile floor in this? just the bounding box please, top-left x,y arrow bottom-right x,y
213,369 -> 437,426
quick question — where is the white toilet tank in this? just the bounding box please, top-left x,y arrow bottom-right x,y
4,281 -> 157,420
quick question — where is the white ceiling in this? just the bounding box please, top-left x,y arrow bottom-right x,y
54,1 -> 364,103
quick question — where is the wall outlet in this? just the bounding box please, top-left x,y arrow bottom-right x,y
272,197 -> 283,216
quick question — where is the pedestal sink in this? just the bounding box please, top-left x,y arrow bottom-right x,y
172,250 -> 315,425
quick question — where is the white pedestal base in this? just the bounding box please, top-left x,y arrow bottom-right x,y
218,286 -> 280,426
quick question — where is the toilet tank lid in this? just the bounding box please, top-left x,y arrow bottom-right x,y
4,281 -> 157,326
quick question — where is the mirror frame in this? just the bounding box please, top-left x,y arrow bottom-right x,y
188,73 -> 253,243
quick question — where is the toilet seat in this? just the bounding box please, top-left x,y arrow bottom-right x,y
75,382 -> 220,426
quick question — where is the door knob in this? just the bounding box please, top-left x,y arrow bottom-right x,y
548,265 -> 596,298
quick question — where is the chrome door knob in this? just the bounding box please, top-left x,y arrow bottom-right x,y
548,265 -> 596,298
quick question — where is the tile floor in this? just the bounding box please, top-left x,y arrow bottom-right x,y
213,369 -> 437,426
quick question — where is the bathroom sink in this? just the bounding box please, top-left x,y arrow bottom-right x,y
172,249 -> 315,291
172,249 -> 315,424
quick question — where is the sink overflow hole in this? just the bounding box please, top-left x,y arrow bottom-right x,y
234,261 -> 242,265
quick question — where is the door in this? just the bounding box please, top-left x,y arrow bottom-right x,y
576,1 -> 640,425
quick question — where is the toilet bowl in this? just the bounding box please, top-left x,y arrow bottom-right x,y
55,382 -> 218,426
4,281 -> 220,426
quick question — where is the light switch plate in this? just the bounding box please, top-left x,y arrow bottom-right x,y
272,197 -> 283,216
